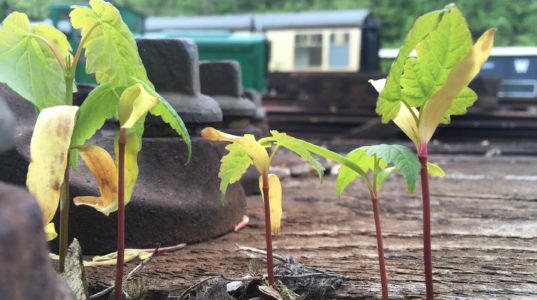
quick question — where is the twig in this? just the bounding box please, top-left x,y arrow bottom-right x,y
125,244 -> 160,282
220,274 -> 260,282
234,243 -> 289,263
89,245 -> 161,300
275,273 -> 350,280
175,276 -> 218,300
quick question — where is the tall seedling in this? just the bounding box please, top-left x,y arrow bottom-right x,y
371,5 -> 495,298
0,1 -> 191,299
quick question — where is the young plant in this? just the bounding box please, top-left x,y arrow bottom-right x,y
201,128 -> 325,286
0,1 -> 190,299
337,145 -> 419,299
371,5 -> 495,298
336,145 -> 445,299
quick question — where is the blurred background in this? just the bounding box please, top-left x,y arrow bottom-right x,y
3,0 -> 537,148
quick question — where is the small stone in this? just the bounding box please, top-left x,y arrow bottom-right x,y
61,239 -> 89,300
290,163 -> 313,177
108,277 -> 146,300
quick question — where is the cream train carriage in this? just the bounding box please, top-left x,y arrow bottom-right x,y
146,10 -> 382,102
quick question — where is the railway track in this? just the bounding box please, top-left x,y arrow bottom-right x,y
263,98 -> 537,142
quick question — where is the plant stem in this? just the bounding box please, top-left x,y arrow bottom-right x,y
59,69 -> 75,273
72,23 -> 99,70
419,152 -> 434,300
261,171 -> 275,286
58,157 -> 70,273
370,192 -> 388,300
115,128 -> 127,300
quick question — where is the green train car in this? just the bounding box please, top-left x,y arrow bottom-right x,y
144,31 -> 268,92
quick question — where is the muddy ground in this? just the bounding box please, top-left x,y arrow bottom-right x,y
86,154 -> 537,299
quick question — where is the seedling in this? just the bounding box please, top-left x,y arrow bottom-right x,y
201,128 -> 325,286
336,145 -> 420,299
0,1 -> 190,299
371,5 -> 495,298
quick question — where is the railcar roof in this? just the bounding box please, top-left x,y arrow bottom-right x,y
146,9 -> 375,32
254,9 -> 373,29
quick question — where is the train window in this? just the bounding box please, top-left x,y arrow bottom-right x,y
329,33 -> 350,67
294,34 -> 323,67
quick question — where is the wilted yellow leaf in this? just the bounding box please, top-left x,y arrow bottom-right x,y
83,248 -> 151,267
427,162 -> 446,177
393,103 -> 420,148
44,222 -> 58,241
201,127 -> 270,173
259,174 -> 283,235
119,83 -> 158,129
115,131 -> 141,206
369,78 -> 386,94
418,28 -> 496,145
370,79 -> 420,148
26,105 -> 78,240
73,145 -> 118,215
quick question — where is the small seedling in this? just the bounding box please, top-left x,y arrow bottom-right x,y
336,144 -> 427,299
0,1 -> 190,299
201,128 -> 325,286
371,4 -> 495,298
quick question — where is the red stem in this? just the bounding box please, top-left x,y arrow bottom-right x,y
261,171 -> 275,286
419,154 -> 434,299
58,157 -> 70,273
115,129 -> 127,300
370,193 -> 388,300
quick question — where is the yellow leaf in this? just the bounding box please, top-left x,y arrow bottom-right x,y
259,174 -> 283,235
369,78 -> 386,94
393,103 -> 420,148
427,162 -> 446,177
370,79 -> 421,148
201,127 -> 270,173
119,83 -> 158,129
83,248 -> 150,267
44,222 -> 58,241
419,28 -> 496,145
73,145 -> 118,216
26,105 -> 78,239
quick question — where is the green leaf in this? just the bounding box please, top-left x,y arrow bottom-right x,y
269,131 -> 324,180
218,143 -> 252,203
336,148 -> 371,198
135,79 -> 192,163
263,136 -> 368,179
70,0 -> 150,87
365,144 -> 420,193
70,84 -> 122,168
427,162 -> 446,177
376,9 -> 442,122
0,12 -> 70,110
401,6 -> 473,109
376,166 -> 397,191
440,87 -> 477,124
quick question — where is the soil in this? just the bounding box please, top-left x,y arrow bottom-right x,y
86,154 -> 537,299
